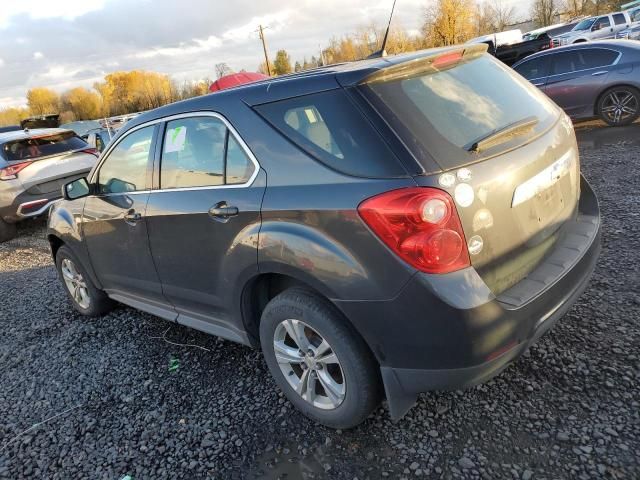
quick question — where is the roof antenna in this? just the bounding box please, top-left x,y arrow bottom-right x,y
367,0 -> 397,59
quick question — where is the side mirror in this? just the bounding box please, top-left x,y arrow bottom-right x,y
63,177 -> 91,201
592,24 -> 601,31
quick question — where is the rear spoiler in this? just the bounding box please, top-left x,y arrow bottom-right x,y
361,44 -> 488,85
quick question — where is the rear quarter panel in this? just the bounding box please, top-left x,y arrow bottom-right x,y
222,100 -> 418,301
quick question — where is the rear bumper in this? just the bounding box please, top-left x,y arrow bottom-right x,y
335,176 -> 600,419
0,171 -> 87,223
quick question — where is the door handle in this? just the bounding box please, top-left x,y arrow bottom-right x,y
124,210 -> 142,225
592,70 -> 608,76
208,204 -> 239,219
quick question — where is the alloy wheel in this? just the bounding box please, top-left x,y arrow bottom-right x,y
600,89 -> 639,125
61,258 -> 91,309
273,319 -> 345,410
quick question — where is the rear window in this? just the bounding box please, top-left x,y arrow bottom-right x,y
362,55 -> 557,169
1,131 -> 88,162
254,89 -> 406,178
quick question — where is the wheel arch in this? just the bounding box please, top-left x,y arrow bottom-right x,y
594,83 -> 640,116
240,271 -> 378,367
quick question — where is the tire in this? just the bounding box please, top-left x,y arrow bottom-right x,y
0,218 -> 17,243
597,86 -> 640,127
259,288 -> 381,429
55,245 -> 115,316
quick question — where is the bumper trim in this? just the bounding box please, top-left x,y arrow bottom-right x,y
16,198 -> 61,218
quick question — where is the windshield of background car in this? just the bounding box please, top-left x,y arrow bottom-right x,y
574,18 -> 596,30
630,8 -> 640,22
361,54 -> 558,170
1,131 -> 88,162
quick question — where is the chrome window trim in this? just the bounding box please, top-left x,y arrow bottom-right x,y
518,48 -> 622,82
89,111 -> 260,196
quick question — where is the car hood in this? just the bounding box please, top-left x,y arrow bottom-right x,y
554,31 -> 581,39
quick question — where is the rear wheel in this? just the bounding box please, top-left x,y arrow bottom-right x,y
55,245 -> 114,316
0,218 -> 17,243
597,86 -> 640,127
259,288 -> 381,429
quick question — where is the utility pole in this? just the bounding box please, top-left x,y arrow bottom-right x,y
257,24 -> 271,76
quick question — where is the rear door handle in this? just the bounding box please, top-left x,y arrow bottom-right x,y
124,210 -> 142,225
592,70 -> 608,76
208,204 -> 239,219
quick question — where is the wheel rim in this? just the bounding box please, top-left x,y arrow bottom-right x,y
601,89 -> 638,124
273,319 -> 345,410
61,258 -> 91,309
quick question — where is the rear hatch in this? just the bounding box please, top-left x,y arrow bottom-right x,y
358,47 -> 581,294
1,130 -> 98,194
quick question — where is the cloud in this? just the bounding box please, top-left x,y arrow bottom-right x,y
0,0 -> 107,28
132,35 -> 223,59
0,58 -> 4,67
1,0 -> 527,108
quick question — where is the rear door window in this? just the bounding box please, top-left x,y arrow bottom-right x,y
550,49 -> 618,75
362,54 -> 557,169
1,131 -> 88,162
159,116 -> 255,189
613,13 -> 627,25
255,89 -> 406,178
514,56 -> 549,80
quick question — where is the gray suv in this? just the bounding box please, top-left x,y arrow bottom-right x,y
0,129 -> 98,241
48,45 -> 600,428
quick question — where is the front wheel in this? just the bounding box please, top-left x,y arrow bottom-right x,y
55,245 -> 114,316
259,288 -> 381,429
597,86 -> 640,126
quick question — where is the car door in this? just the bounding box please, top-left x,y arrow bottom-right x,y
543,48 -> 618,117
591,16 -> 613,39
83,124 -> 169,307
612,13 -> 630,36
513,55 -> 550,89
145,113 -> 265,340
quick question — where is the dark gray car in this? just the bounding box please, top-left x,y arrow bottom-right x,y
513,40 -> 640,126
48,45 -> 600,429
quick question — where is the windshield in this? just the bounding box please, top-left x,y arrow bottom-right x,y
574,18 -> 595,30
363,55 -> 557,169
1,131 -> 88,162
630,8 -> 640,22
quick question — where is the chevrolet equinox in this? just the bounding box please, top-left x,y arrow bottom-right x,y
48,45 -> 601,429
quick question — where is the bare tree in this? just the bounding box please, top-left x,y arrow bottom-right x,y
214,62 -> 233,79
531,0 -> 560,27
564,0 -> 592,18
487,0 -> 518,31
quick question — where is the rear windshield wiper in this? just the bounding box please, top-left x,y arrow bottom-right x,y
466,116 -> 539,153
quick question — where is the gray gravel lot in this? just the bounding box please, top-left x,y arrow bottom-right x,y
0,124 -> 639,480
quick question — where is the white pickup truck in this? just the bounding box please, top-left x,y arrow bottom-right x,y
552,11 -> 633,46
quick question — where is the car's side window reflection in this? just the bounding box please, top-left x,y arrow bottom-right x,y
160,116 -> 255,189
97,126 -> 154,194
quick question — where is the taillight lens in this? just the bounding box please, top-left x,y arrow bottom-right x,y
0,161 -> 32,180
358,187 -> 470,274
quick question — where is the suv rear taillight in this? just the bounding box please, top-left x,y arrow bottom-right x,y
0,161 -> 32,180
358,187 -> 470,274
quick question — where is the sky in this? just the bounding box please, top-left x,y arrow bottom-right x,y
0,0 -> 530,109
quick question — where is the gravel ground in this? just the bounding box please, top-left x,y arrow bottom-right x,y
0,124 -> 639,480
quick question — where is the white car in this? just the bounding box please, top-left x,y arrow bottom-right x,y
553,11 -> 633,46
0,129 -> 99,241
